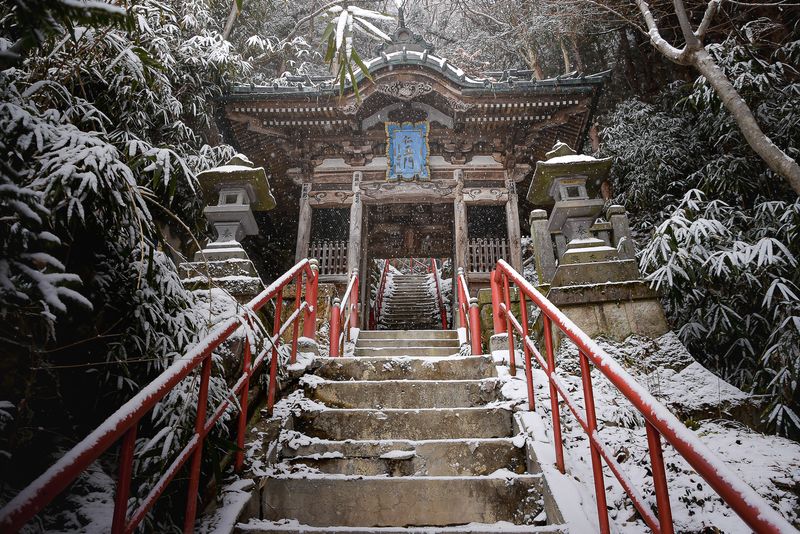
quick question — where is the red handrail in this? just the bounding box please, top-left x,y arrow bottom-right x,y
491,260 -> 794,534
456,267 -> 482,355
329,269 -> 359,357
372,259 -> 391,329
0,259 -> 319,534
430,259 -> 447,329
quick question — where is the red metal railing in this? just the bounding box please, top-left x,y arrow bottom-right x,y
430,259 -> 448,329
329,269 -> 359,357
371,259 -> 391,329
0,259 -> 319,534
491,259 -> 793,534
456,267 -> 482,355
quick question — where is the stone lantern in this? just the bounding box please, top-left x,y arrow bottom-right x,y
181,154 -> 276,300
526,142 -> 668,342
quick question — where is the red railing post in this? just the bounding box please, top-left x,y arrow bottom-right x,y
111,424 -> 138,534
183,356 -> 211,533
647,423 -> 675,534
302,260 -> 319,339
234,336 -> 252,472
456,268 -> 467,329
579,351 -> 610,534
329,298 -> 341,357
502,271 -> 516,375
490,269 -> 506,334
267,292 -> 283,414
518,291 -> 535,411
290,275 -> 302,364
350,269 -> 359,330
468,297 -> 482,355
542,315 -> 565,474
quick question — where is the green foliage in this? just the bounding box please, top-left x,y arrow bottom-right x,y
0,0 -> 253,527
601,21 -> 800,438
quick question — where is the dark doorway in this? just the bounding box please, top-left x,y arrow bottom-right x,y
366,203 -> 454,258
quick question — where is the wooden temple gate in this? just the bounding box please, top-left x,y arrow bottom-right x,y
219,21 -> 604,327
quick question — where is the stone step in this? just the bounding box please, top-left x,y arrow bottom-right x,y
282,437 -> 526,477
259,475 -> 544,527
354,346 -> 459,357
295,407 -> 512,440
384,297 -> 436,311
312,355 -> 495,381
305,378 -> 503,409
377,323 -> 441,329
237,522 -> 563,534
359,330 -> 458,340
356,338 -> 459,348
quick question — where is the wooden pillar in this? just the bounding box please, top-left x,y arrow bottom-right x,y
505,175 -> 523,273
295,183 -> 312,263
454,169 -> 468,274
347,171 -> 363,274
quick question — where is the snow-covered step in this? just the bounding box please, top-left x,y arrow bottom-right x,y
312,355 -> 495,381
259,475 -> 545,527
355,337 -> 459,348
295,407 -> 514,440
353,346 -> 459,357
358,330 -> 458,340
282,437 -> 527,476
237,521 -> 564,533
304,378 -> 503,409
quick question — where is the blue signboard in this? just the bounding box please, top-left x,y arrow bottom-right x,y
386,121 -> 430,181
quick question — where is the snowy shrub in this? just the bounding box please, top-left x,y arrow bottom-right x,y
0,0 -> 263,528
601,21 -> 800,438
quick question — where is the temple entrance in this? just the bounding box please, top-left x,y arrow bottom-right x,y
369,257 -> 452,330
365,203 -> 454,259
364,203 -> 454,330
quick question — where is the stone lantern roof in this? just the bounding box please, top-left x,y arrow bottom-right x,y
196,154 -> 277,211
526,142 -> 612,207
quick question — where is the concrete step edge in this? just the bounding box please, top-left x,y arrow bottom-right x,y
236,521 -> 564,533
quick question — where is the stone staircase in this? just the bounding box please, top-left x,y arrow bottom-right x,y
238,330 -> 563,532
378,273 -> 440,330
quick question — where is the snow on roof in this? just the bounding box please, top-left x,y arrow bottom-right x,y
544,154 -> 598,165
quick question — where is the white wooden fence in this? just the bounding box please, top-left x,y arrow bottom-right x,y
309,240 -> 348,276
468,237 -> 508,274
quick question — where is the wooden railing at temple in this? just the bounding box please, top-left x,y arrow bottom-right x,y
468,237 -> 508,274
309,240 -> 347,277
430,259 -> 448,329
371,259 -> 391,329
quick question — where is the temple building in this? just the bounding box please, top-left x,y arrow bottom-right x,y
218,21 -> 606,320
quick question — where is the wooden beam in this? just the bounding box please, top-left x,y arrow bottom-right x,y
505,175 -> 523,272
346,172 -> 364,274
295,183 -> 312,263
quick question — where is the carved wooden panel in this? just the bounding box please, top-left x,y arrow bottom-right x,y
462,187 -> 508,204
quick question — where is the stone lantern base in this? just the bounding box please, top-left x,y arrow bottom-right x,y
180,254 -> 264,304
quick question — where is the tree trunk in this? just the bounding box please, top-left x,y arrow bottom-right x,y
524,44 -> 544,80
569,33 -> 584,73
691,48 -> 800,195
222,0 -> 240,41
559,36 -> 571,74
618,28 -> 636,91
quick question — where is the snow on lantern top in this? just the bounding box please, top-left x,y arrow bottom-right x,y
196,154 -> 277,212
526,141 -> 613,207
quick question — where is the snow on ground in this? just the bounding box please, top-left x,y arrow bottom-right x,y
493,332 -> 800,533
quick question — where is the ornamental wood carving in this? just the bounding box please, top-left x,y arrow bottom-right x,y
377,81 -> 433,101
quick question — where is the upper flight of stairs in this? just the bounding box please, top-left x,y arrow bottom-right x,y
239,329 -> 563,533
378,273 -> 440,330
